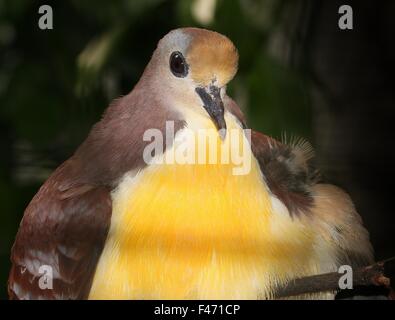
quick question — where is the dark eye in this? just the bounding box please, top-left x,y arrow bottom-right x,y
169,51 -> 188,77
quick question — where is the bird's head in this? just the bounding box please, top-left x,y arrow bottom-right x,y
145,28 -> 239,139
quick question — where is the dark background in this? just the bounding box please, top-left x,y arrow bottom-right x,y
0,0 -> 394,299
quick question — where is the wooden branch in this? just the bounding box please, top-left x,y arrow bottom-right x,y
274,257 -> 395,298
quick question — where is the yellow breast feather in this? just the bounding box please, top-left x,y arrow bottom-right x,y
89,114 -> 316,299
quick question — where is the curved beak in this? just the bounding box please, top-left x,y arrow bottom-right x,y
195,85 -> 226,140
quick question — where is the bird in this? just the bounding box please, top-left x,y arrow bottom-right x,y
8,27 -> 373,300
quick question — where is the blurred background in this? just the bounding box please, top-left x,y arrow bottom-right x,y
0,0 -> 394,299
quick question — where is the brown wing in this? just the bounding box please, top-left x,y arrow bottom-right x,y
251,130 -> 373,267
8,160 -> 112,300
223,96 -> 318,216
7,91 -> 185,300
224,96 -> 247,128
251,130 -> 319,217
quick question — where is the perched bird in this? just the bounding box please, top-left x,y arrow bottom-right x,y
8,28 -> 373,300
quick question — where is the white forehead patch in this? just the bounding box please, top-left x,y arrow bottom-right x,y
157,29 -> 192,56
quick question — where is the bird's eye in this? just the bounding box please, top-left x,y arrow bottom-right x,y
169,51 -> 188,78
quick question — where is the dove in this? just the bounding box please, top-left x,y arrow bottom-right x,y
8,28 -> 373,300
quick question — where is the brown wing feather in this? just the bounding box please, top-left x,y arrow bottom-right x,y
251,131 -> 373,267
223,95 -> 318,217
251,130 -> 319,217
8,160 -> 112,300
8,88 -> 185,300
224,96 -> 247,128
225,97 -> 373,273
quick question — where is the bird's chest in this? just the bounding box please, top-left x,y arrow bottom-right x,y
89,118 -> 314,299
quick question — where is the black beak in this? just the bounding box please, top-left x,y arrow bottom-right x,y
195,85 -> 226,140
